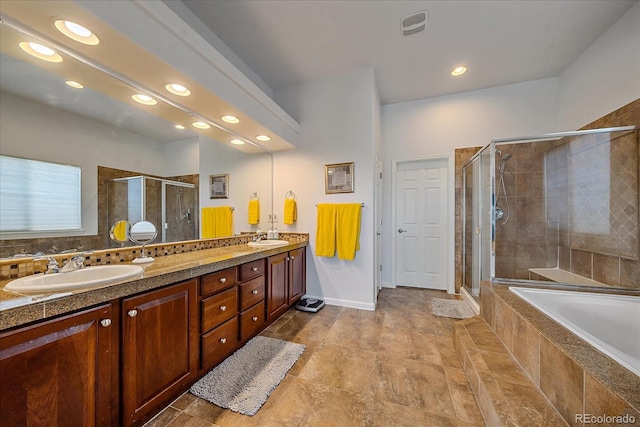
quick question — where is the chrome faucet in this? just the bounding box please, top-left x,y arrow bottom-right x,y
252,233 -> 268,242
60,251 -> 93,273
34,256 -> 60,274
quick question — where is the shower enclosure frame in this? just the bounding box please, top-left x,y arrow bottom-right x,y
462,125 -> 638,300
108,176 -> 197,243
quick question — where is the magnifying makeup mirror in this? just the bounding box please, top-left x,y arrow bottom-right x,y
110,220 -> 131,244
129,221 -> 158,264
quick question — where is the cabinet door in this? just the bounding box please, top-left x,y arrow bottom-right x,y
0,304 -> 115,427
288,247 -> 306,305
122,279 -> 197,426
267,252 -> 289,322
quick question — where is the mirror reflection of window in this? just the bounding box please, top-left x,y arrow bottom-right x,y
0,155 -> 81,234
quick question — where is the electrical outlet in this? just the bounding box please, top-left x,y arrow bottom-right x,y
272,214 -> 277,223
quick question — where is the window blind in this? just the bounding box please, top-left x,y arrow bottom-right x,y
0,155 -> 82,232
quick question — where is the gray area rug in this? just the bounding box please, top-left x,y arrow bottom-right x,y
431,298 -> 475,319
190,336 -> 305,416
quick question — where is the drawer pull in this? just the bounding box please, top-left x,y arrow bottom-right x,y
220,305 -> 227,311
220,338 -> 227,344
251,267 -> 258,272
252,316 -> 258,322
128,310 -> 137,318
100,319 -> 112,327
219,277 -> 227,283
252,289 -> 259,295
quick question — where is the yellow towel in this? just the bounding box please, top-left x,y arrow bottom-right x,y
283,198 -> 297,225
315,204 -> 337,257
248,199 -> 260,225
336,203 -> 361,261
202,206 -> 233,238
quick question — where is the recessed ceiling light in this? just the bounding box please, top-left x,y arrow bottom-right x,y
165,83 -> 191,96
54,20 -> 99,45
132,94 -> 157,105
230,139 -> 245,145
65,80 -> 83,89
221,115 -> 239,124
19,41 -> 63,62
175,124 -> 185,130
451,66 -> 467,76
192,121 -> 210,129
255,135 -> 271,142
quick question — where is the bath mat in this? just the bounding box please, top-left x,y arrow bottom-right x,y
431,298 -> 475,319
190,336 -> 305,416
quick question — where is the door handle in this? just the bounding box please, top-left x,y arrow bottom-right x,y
398,229 -> 407,233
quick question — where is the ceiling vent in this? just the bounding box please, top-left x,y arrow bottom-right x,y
401,10 -> 427,36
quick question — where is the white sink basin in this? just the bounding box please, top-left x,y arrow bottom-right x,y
248,239 -> 290,248
4,264 -> 144,293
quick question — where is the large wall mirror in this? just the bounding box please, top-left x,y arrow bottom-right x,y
0,4 -> 274,257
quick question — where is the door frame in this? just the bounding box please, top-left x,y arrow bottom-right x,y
391,155 -> 455,294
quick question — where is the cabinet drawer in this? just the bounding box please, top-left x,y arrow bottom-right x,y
201,317 -> 239,370
201,287 -> 238,332
239,259 -> 265,281
201,267 -> 237,297
239,275 -> 265,311
240,301 -> 266,341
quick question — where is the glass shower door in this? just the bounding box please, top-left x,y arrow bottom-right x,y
164,182 -> 196,243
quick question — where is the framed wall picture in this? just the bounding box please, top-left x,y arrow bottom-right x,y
209,174 -> 229,199
325,162 -> 354,194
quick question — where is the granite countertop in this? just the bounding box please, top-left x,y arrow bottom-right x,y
0,240 -> 307,331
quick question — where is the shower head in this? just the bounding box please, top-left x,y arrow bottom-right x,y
498,152 -> 512,173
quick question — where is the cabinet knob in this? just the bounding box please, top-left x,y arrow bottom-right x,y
251,267 -> 258,272
220,338 -> 227,344
252,316 -> 258,322
100,319 -> 112,327
219,277 -> 227,283
286,257 -> 290,261
291,256 -> 295,260
220,305 -> 227,311
128,310 -> 138,318
252,289 -> 259,295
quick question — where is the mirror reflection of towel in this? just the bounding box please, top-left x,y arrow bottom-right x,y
248,199 -> 260,225
202,207 -> 233,238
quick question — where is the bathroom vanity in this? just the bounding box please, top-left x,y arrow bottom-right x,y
0,240 -> 307,426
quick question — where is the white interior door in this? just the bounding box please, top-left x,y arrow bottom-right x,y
395,158 -> 448,290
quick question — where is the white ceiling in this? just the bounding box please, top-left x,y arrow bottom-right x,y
182,0 -> 636,105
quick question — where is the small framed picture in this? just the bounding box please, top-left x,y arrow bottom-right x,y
209,174 -> 229,199
325,162 -> 354,194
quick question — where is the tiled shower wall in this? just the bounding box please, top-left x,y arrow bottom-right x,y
455,99 -> 640,290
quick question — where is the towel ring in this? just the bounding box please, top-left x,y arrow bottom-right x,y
250,192 -> 258,200
285,190 -> 296,200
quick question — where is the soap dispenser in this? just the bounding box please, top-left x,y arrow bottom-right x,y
273,228 -> 279,239
267,228 -> 274,240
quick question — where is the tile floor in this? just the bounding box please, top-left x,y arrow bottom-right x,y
144,287 -> 485,427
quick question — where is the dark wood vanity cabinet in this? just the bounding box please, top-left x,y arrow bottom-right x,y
121,279 -> 198,426
0,304 -> 116,427
199,259 -> 267,372
267,247 -> 306,322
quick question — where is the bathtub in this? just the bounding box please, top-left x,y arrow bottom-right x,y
509,287 -> 640,377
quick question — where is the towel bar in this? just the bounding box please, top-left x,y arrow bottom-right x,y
316,203 -> 364,207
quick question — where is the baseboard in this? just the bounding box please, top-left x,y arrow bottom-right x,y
302,294 -> 375,311
381,281 -> 395,289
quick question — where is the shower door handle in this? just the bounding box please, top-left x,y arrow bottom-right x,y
398,229 -> 407,233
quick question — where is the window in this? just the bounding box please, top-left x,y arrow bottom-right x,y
0,155 -> 81,233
